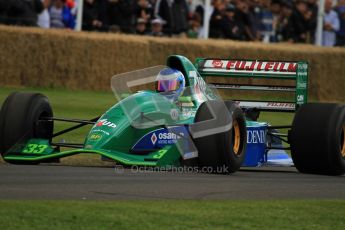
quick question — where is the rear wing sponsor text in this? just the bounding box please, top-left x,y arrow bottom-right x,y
195,58 -> 309,112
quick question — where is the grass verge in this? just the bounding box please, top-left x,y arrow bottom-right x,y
0,200 -> 344,230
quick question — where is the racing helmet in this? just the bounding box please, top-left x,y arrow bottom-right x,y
156,68 -> 185,99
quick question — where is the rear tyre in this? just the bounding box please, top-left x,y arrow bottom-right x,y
193,100 -> 246,174
290,103 -> 345,175
0,92 -> 54,163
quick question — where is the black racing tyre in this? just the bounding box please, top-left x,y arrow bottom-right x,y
0,92 -> 54,160
193,100 -> 246,174
290,103 -> 345,175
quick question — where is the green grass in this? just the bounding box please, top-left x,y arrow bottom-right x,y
0,200 -> 344,229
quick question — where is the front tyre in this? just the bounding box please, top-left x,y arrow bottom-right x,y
290,103 -> 345,175
0,92 -> 54,161
193,100 -> 246,174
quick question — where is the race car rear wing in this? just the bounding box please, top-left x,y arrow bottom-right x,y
194,58 -> 308,112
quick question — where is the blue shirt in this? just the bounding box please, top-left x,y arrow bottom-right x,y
336,6 -> 345,36
322,10 -> 340,46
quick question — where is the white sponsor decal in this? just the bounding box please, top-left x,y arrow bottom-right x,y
203,60 -> 298,74
151,132 -> 185,145
95,119 -> 117,128
170,109 -> 179,120
181,109 -> 196,118
297,95 -> 304,103
91,129 -> 110,136
247,130 -> 266,144
236,101 -> 295,110
159,132 -> 179,140
213,84 -> 295,92
151,133 -> 157,145
297,82 -> 307,88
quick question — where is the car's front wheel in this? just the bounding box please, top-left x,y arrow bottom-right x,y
0,92 -> 54,162
192,100 -> 247,174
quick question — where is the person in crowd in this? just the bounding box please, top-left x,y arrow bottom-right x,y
49,0 -> 74,29
269,0 -> 281,42
286,0 -> 311,43
246,0 -> 263,41
149,18 -> 165,36
82,0 -> 103,31
277,0 -> 293,41
66,0 -> 75,8
335,0 -> 345,46
322,0 -> 340,46
221,4 -> 245,40
107,0 -> 136,33
96,0 -> 110,28
235,0 -> 254,41
258,0 -> 274,43
38,0 -> 50,28
194,2 -> 205,26
187,13 -> 202,38
189,0 -> 212,39
136,0 -> 153,24
1,0 -> 342,48
135,17 -> 148,35
154,0 -> 189,37
209,0 -> 226,38
3,0 -> 44,26
307,0 -> 318,42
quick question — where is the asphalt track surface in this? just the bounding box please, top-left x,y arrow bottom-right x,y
0,164 -> 344,200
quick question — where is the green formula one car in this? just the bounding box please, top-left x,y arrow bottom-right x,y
1,55 -> 344,175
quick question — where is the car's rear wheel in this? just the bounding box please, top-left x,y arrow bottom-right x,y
290,103 -> 345,175
193,100 -> 246,174
0,92 -> 54,163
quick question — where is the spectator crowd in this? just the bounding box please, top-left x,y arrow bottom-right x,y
0,0 -> 344,47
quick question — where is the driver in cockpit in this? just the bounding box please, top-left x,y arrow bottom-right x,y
156,68 -> 186,102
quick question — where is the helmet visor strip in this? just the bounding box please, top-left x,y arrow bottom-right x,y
157,79 -> 180,92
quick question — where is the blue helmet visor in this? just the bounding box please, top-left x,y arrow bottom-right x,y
157,79 -> 180,92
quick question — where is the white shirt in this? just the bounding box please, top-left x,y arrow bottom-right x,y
322,10 -> 340,47
38,10 -> 50,28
